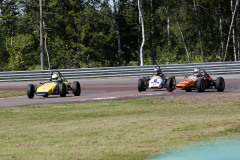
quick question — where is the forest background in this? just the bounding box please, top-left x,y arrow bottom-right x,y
0,0 -> 239,71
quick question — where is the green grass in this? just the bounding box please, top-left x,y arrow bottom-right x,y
0,91 -> 25,98
0,98 -> 240,160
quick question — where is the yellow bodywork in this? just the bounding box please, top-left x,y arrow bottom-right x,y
36,82 -> 70,95
37,83 -> 57,95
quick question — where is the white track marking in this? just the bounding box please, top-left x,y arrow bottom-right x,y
94,97 -> 117,100
50,92 -> 175,104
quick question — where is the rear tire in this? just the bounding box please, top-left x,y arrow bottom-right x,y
216,77 -> 225,92
72,81 -> 81,96
166,77 -> 176,92
27,84 -> 35,99
197,78 -> 205,92
59,83 -> 66,97
138,79 -> 143,92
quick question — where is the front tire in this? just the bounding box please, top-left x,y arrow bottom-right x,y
59,83 -> 66,97
27,84 -> 35,99
216,77 -> 225,92
72,81 -> 81,96
166,77 -> 176,92
197,78 -> 206,92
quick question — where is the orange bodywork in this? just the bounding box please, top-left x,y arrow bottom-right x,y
176,78 -> 195,90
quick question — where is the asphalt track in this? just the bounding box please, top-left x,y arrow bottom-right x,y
0,75 -> 240,108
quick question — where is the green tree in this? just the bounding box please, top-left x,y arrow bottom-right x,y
7,34 -> 36,70
0,0 -> 20,70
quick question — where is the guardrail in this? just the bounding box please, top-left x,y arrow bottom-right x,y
0,61 -> 240,82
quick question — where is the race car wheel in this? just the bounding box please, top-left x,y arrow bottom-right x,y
72,81 -> 81,96
166,77 -> 176,92
216,77 -> 225,92
138,78 -> 143,92
142,77 -> 147,91
197,78 -> 206,92
27,84 -> 35,99
185,89 -> 192,92
59,83 -> 66,97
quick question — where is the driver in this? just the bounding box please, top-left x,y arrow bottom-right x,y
154,66 -> 164,77
51,74 -> 59,81
193,68 -> 205,79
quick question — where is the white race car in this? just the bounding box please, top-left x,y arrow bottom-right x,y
138,75 -> 176,92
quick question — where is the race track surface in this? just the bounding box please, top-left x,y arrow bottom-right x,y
0,75 -> 239,108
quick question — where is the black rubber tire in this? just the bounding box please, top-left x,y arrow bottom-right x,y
216,77 -> 225,92
138,79 -> 143,92
197,78 -> 206,92
27,84 -> 35,99
166,77 -> 175,92
185,89 -> 192,92
43,95 -> 48,98
59,83 -> 66,97
142,77 -> 147,91
72,81 -> 81,96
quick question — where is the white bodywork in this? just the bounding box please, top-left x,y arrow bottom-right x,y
149,75 -> 165,89
185,75 -> 204,81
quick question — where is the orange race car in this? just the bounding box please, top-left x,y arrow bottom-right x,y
175,68 -> 225,92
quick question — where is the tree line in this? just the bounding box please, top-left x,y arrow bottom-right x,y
0,0 -> 239,71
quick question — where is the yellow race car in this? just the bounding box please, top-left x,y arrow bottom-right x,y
27,71 -> 81,98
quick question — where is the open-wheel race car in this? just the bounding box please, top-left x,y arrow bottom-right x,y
175,68 -> 225,92
138,66 -> 176,92
27,71 -> 81,98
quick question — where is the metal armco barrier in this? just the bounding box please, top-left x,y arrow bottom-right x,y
0,61 -> 240,82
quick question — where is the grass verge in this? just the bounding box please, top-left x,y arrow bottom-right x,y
0,91 -> 25,98
0,97 -> 240,160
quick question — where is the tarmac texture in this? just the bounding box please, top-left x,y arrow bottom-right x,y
0,74 -> 239,108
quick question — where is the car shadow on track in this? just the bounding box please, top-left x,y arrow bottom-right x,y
35,95 -> 77,99
151,89 -> 168,92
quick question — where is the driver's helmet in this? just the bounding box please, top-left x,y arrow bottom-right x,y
52,74 -> 59,81
193,68 -> 201,76
154,67 -> 161,75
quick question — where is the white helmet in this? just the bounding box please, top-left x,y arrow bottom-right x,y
193,68 -> 201,76
52,74 -> 59,80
